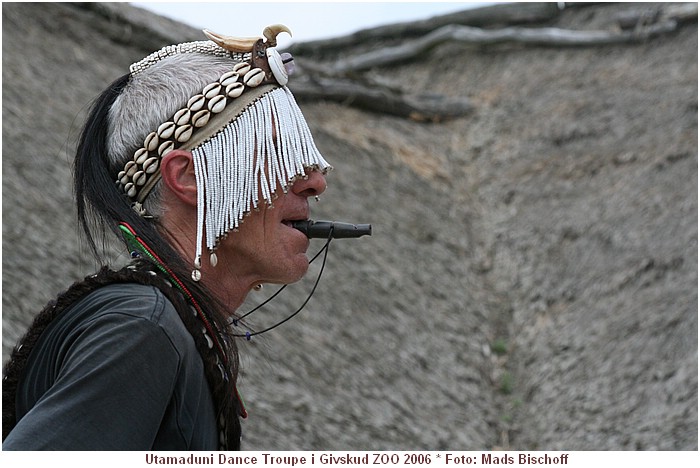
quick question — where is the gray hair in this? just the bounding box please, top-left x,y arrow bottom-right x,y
106,54 -> 235,216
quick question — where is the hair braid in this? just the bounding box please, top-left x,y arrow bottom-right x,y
73,75 -> 242,448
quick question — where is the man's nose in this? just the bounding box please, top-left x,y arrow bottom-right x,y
291,168 -> 327,198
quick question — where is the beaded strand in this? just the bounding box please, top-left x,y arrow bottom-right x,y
190,88 -> 332,272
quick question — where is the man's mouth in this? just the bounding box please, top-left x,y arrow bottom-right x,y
282,218 -> 307,229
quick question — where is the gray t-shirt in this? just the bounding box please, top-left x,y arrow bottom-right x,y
3,283 -> 219,450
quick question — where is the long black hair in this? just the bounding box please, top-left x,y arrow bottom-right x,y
73,74 -> 243,448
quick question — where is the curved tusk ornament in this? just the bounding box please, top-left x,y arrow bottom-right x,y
203,25 -> 292,53
202,29 -> 260,53
263,24 -> 292,47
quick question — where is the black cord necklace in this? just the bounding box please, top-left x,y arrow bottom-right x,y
231,227 -> 334,340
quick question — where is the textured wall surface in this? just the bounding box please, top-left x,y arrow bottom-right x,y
2,2 -> 697,450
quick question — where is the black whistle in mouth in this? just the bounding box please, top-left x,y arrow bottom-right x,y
292,220 -> 372,239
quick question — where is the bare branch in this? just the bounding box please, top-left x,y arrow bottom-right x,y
288,72 -> 472,122
331,20 -> 681,73
289,2 -> 561,55
615,3 -> 698,29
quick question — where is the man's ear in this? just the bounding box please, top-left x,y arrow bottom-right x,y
160,149 -> 197,207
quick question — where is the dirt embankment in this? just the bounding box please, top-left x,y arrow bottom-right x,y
2,2 -> 697,450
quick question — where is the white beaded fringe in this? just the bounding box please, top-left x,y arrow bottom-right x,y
192,87 -> 331,264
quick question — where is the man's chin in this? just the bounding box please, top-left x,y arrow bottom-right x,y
268,257 -> 309,286
288,258 -> 310,283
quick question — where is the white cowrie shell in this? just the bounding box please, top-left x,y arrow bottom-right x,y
267,48 -> 288,85
208,95 -> 227,114
203,83 -> 222,99
144,132 -> 159,151
133,170 -> 147,186
187,94 -> 206,111
118,171 -> 129,185
134,148 -> 149,164
157,121 -> 176,139
175,124 -> 193,142
192,109 -> 211,127
232,62 -> 251,75
173,108 -> 191,126
125,182 -> 137,198
143,157 -> 159,174
204,333 -> 214,349
192,268 -> 201,282
125,160 -> 138,177
226,82 -> 244,98
243,68 -> 265,87
219,70 -> 239,86
158,140 -> 175,156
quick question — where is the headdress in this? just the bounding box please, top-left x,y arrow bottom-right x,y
115,25 -> 332,280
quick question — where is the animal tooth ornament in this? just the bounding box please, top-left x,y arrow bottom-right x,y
115,26 -> 332,282
203,24 -> 291,50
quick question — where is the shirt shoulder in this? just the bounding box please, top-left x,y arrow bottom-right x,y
72,282 -> 187,329
4,281 -> 218,450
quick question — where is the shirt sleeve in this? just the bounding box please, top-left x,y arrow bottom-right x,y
3,294 -> 184,450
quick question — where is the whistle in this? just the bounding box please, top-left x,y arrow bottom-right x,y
292,220 -> 372,239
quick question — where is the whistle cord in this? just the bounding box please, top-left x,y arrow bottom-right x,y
231,228 -> 333,340
234,235 -> 331,323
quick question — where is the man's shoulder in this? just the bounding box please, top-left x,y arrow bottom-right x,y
77,281 -> 174,319
61,281 -> 192,344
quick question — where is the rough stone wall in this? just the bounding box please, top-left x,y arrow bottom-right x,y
2,2 -> 696,450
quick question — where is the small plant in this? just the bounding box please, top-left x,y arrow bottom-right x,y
499,372 -> 514,395
491,338 -> 508,355
500,398 -> 522,425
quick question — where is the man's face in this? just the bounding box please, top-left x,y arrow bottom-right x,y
216,168 -> 327,288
